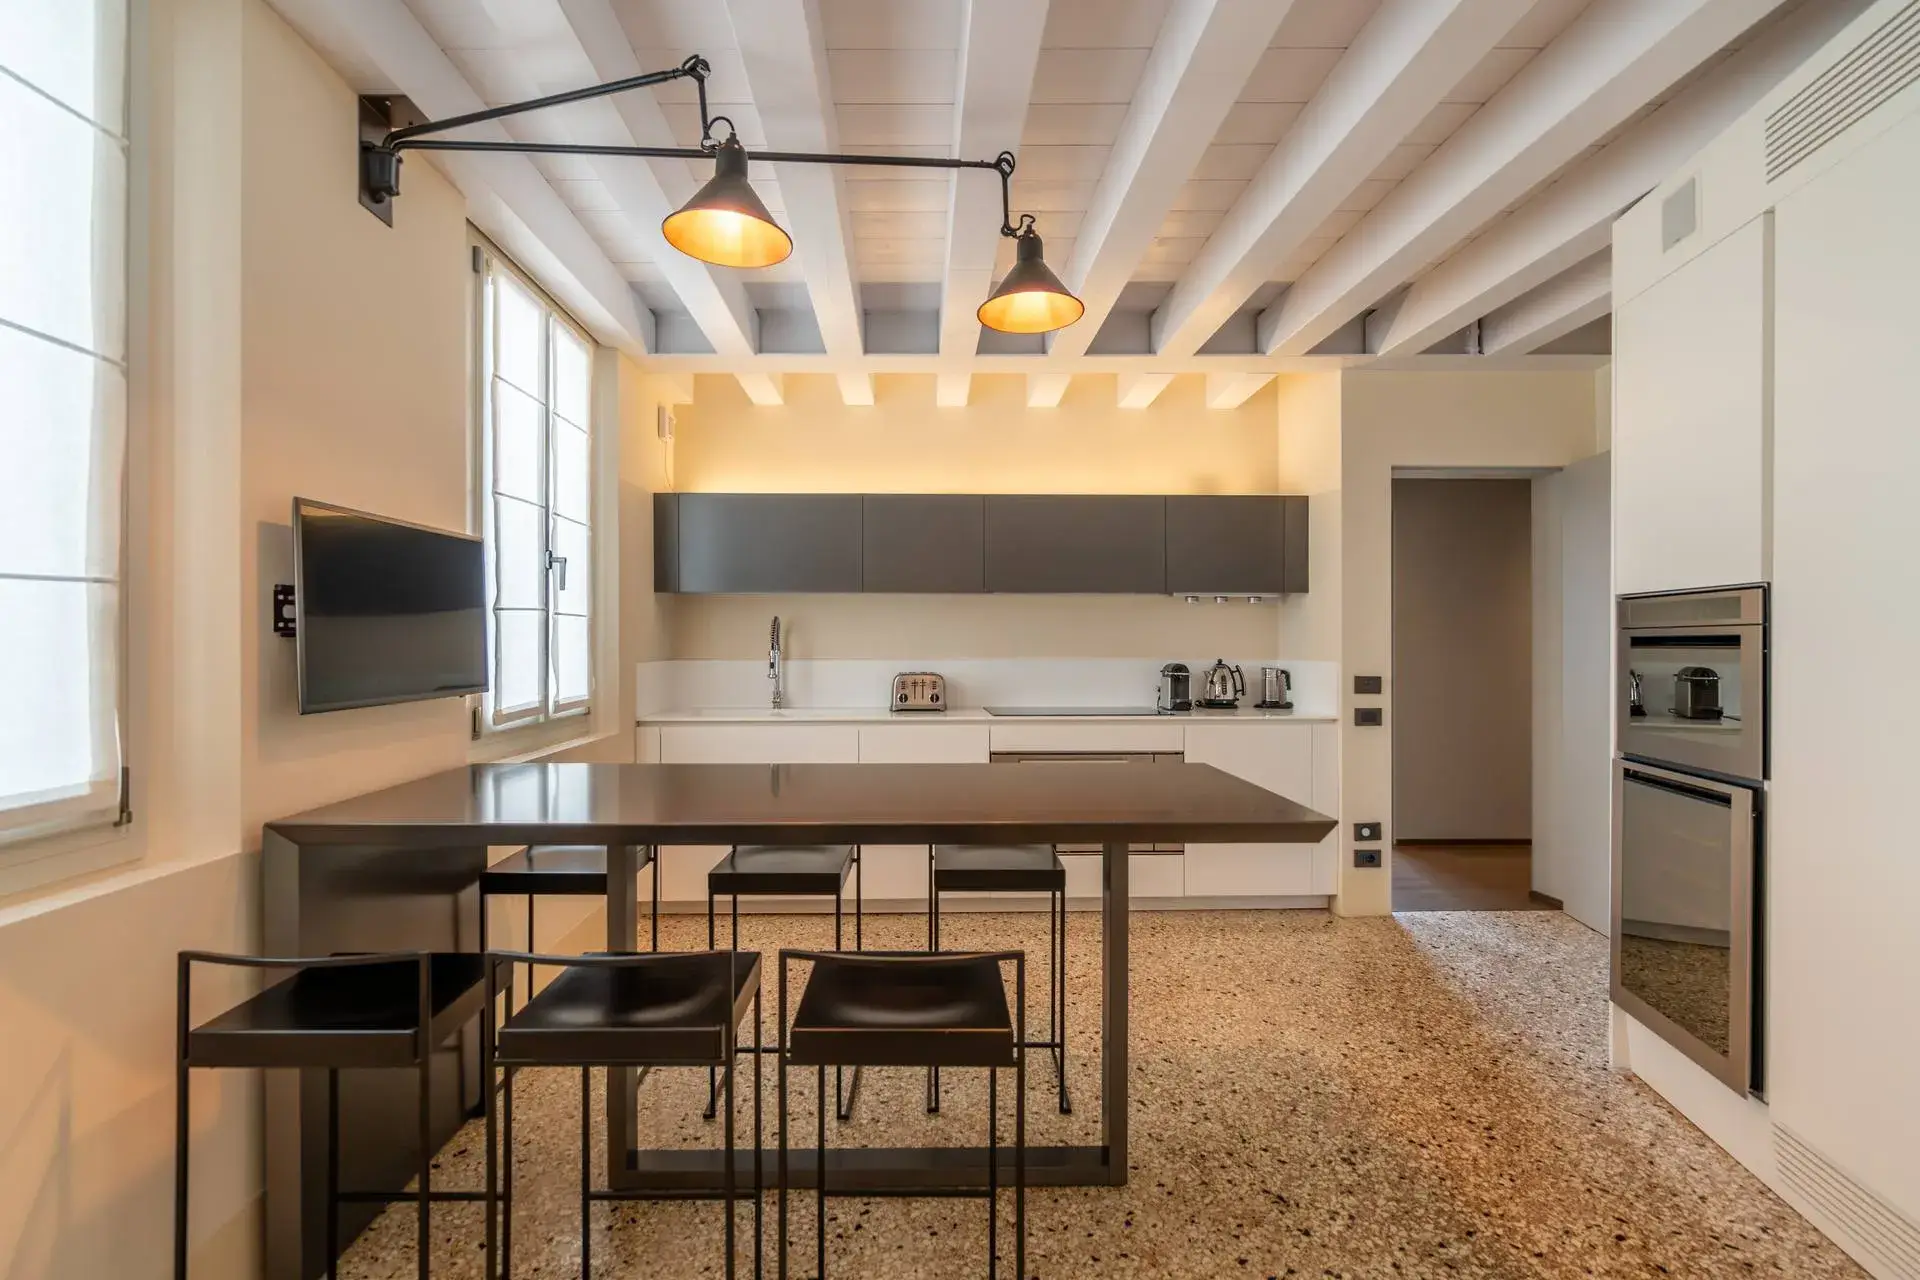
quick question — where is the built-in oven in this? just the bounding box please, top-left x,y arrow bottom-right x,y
989,750 -> 1184,853
1618,585 -> 1766,784
1612,759 -> 1762,1093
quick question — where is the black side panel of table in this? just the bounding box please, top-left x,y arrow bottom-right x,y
984,496 -> 1167,593
863,495 -> 986,592
1165,495 -> 1287,594
676,494 -> 863,593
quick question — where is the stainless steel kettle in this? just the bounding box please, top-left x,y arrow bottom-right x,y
1201,659 -> 1245,707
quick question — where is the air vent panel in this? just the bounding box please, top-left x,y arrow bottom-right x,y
1765,0 -> 1920,182
1774,1126 -> 1920,1279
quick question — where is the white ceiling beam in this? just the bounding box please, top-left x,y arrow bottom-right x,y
1027,373 -> 1072,408
302,0 -> 652,355
1204,372 -> 1273,409
1045,0 -> 1297,361
1259,0 -> 1798,357
1371,0 -> 1871,357
935,374 -> 972,408
1152,0 -> 1533,360
938,0 -> 1052,409
1116,373 -> 1174,409
1481,251 -> 1611,355
836,373 -> 875,407
723,0 -> 870,407
738,373 -> 786,406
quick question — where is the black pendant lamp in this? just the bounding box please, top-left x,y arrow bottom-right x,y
978,227 -> 1083,335
662,135 -> 793,269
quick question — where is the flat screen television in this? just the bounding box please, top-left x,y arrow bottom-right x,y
292,498 -> 488,714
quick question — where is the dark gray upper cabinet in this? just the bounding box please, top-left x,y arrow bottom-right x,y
862,495 -> 985,592
673,494 -> 863,593
984,496 -> 1167,593
1283,495 -> 1309,593
1165,496 -> 1287,594
652,493 -> 681,593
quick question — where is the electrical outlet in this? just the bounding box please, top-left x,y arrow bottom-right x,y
1354,848 -> 1382,869
1354,675 -> 1382,695
1355,707 -> 1383,727
1353,821 -> 1381,842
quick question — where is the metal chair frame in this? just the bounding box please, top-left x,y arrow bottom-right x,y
478,845 -> 662,1013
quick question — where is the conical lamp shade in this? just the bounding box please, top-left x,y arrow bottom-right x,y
663,136 -> 793,269
978,231 -> 1083,334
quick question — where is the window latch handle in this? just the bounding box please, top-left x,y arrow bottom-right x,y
548,551 -> 568,591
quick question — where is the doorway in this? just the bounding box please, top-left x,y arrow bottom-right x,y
1390,476 -> 1547,912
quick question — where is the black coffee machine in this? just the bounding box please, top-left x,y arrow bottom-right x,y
1157,662 -> 1192,713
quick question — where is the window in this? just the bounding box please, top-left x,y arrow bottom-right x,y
474,243 -> 594,729
0,1 -> 129,844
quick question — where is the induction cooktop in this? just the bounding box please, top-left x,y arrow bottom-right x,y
982,706 -> 1166,716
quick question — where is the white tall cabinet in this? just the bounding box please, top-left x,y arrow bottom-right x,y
1610,0 -> 1920,1264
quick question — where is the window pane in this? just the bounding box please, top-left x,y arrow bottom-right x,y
551,422 -> 589,524
493,495 -> 545,609
552,323 -> 590,427
0,74 -> 127,360
493,275 -> 542,398
0,579 -> 116,813
492,380 -> 543,504
0,0 -> 128,130
550,516 -> 590,616
0,326 -> 124,578
553,614 -> 589,706
493,610 -> 544,714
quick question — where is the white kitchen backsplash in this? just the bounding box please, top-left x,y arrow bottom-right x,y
636,658 -> 1340,719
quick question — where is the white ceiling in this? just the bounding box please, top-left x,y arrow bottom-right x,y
273,0 -> 1863,401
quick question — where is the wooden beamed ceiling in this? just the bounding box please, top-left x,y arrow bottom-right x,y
274,0 -> 1866,405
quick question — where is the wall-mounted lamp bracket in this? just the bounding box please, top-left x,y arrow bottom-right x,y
273,584 -> 297,638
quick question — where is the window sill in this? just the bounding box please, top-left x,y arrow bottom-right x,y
474,724 -> 621,765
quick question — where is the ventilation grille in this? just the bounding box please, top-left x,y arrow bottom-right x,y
1774,1126 -> 1920,1279
1765,0 -> 1920,182
1661,178 -> 1699,250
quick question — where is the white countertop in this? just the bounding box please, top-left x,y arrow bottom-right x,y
639,706 -> 1336,725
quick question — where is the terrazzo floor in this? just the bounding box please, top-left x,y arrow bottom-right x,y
339,908 -> 1865,1279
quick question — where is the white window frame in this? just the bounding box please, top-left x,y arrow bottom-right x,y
471,237 -> 596,734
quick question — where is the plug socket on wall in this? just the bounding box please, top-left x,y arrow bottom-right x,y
1354,848 -> 1382,869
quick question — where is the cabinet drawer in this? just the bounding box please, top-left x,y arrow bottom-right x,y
657,724 -> 861,764
1183,844 -> 1316,897
987,721 -> 1184,753
1060,852 -> 1183,900
858,723 -> 991,763
1182,722 -> 1314,799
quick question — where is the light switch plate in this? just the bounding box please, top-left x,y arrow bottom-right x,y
1354,848 -> 1382,869
1354,675 -> 1383,695
1355,707 -> 1383,727
1353,821 -> 1381,842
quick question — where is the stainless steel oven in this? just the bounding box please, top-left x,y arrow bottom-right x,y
1618,585 -> 1766,784
1612,760 -> 1762,1092
989,750 -> 1185,853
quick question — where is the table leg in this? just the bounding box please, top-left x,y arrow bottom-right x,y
605,844 -> 639,1181
1101,840 -> 1128,1186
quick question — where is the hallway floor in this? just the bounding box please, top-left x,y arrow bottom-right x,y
340,909 -> 1862,1278
1393,842 -> 1557,912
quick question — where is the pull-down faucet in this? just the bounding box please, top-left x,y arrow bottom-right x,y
768,616 -> 784,710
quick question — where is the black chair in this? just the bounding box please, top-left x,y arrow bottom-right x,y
479,845 -> 660,1007
777,949 -> 1024,1280
708,844 -> 863,1119
927,844 -> 1071,1114
483,949 -> 763,1280
175,950 -> 493,1280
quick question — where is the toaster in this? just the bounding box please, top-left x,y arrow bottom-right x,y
1671,666 -> 1723,720
891,672 -> 946,712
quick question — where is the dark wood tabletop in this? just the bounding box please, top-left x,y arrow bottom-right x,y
264,761 -> 1336,847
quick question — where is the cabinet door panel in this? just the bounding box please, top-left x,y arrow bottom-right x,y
863,496 -> 984,593
1059,852 -> 1183,900
984,496 -> 1166,593
1165,496 -> 1285,594
677,494 -> 863,593
1283,496 -> 1310,593
1183,846 -> 1316,897
657,724 -> 861,764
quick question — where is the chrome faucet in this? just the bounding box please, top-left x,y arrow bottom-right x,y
768,615 -> 784,709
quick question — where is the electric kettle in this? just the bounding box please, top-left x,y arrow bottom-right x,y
1200,659 -> 1244,708
1257,666 -> 1292,709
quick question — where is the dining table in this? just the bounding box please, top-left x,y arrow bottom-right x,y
260,759 -> 1334,1279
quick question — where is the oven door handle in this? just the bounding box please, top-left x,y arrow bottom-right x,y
1621,767 -> 1736,807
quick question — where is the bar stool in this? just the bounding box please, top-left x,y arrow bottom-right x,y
927,844 -> 1071,1114
175,950 -> 493,1280
708,844 -> 863,1119
483,949 -> 763,1280
479,845 -> 660,1007
778,949 -> 1024,1280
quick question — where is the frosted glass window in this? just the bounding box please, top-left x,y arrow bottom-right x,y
477,246 -> 595,726
0,0 -> 129,846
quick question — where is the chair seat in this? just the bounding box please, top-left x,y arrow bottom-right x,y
481,844 -> 651,897
709,844 -> 855,896
187,953 -> 494,1071
496,952 -> 761,1067
933,844 -> 1064,894
789,953 -> 1014,1069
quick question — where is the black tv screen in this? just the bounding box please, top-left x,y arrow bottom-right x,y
293,498 -> 488,713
